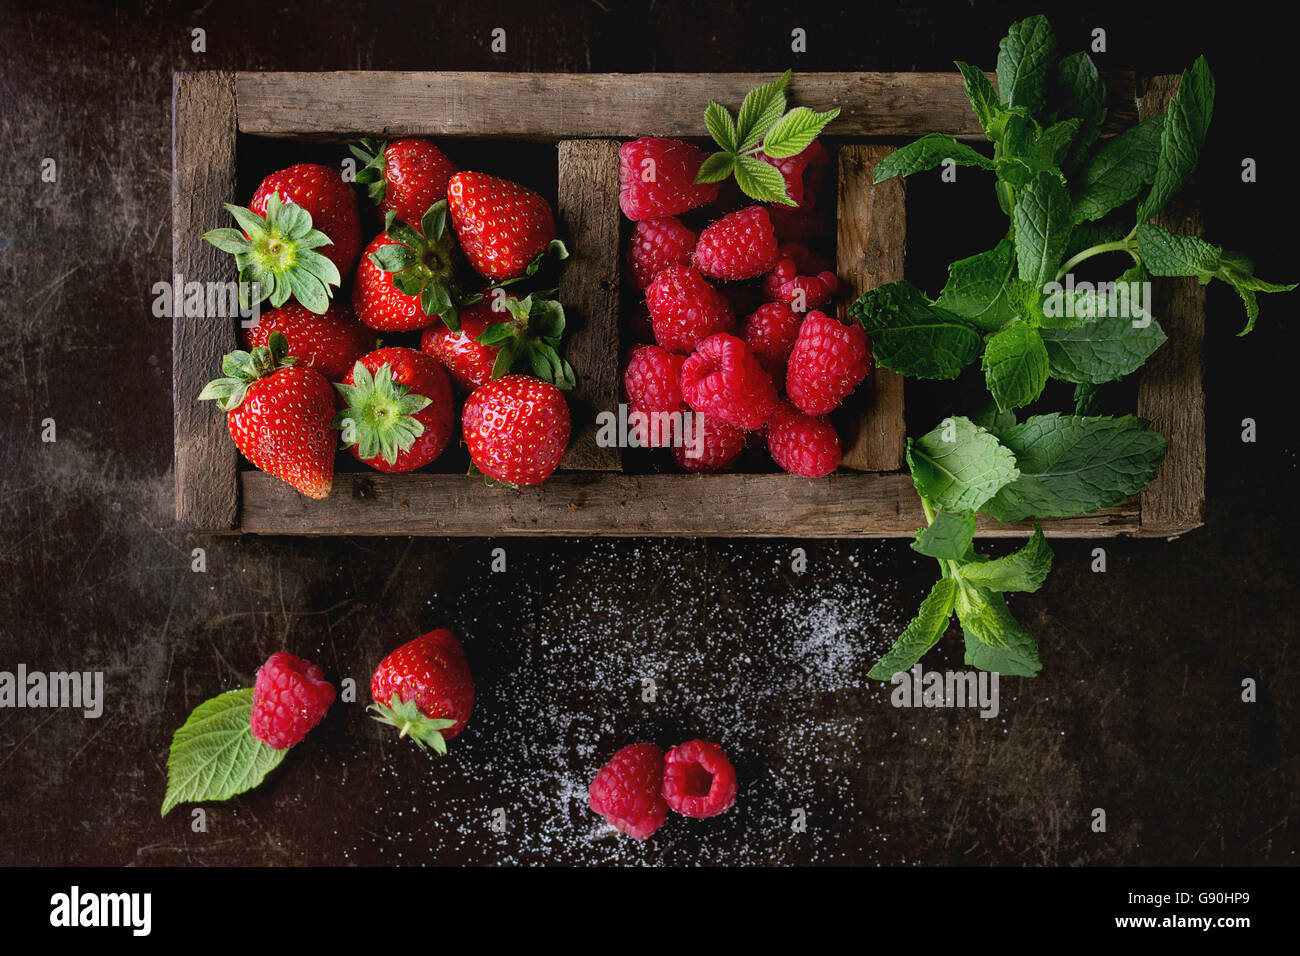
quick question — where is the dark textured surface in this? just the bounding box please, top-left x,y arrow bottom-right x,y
0,0 -> 1295,865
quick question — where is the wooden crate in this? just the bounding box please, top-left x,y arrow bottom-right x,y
173,71 -> 1202,538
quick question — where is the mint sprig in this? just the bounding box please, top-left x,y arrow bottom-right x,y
696,70 -> 839,205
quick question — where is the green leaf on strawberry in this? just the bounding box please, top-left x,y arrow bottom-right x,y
368,694 -> 458,755
197,331 -> 297,411
331,361 -> 433,466
203,194 -> 342,315
369,202 -> 468,330
477,293 -> 576,390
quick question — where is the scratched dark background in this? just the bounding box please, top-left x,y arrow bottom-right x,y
0,0 -> 1295,866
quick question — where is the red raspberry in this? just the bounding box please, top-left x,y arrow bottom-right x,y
763,258 -> 839,312
646,265 -> 734,354
760,139 -> 829,210
786,311 -> 873,416
250,652 -> 336,750
624,302 -> 656,344
743,302 -> 803,377
662,739 -> 737,818
693,206 -> 780,280
626,217 -> 696,291
673,413 -> 745,472
619,138 -> 720,221
768,205 -> 826,243
681,333 -> 778,431
767,402 -> 842,477
624,345 -> 688,448
589,742 -> 669,840
774,242 -> 830,276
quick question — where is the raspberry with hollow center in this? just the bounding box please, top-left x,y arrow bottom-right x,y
589,742 -> 669,840
662,739 -> 738,818
680,333 -> 778,431
250,652 -> 336,750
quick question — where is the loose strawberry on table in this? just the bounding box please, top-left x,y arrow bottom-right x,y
198,332 -> 337,499
241,301 -> 375,381
369,630 -> 475,755
351,137 -> 458,226
462,375 -> 571,486
333,347 -> 454,473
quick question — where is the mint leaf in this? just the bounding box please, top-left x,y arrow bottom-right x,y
983,322 -> 1050,411
704,100 -> 737,153
982,413 -> 1167,522
733,154 -> 792,204
161,689 -> 287,817
934,239 -> 1018,332
873,133 -> 994,182
912,509 -> 977,561
1052,51 -> 1106,171
956,582 -> 1029,650
956,61 -> 1002,137
1014,170 -> 1074,288
1138,56 -> 1215,222
1137,224 -> 1296,333
850,281 -> 984,379
762,106 -> 840,158
867,578 -> 958,680
908,416 -> 1020,513
735,70 -> 790,151
1041,314 -> 1167,383
1072,115 -> 1164,223
996,15 -> 1056,114
958,525 -> 1053,592
962,620 -> 1042,676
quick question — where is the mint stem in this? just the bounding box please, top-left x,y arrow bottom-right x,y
1054,239 -> 1138,282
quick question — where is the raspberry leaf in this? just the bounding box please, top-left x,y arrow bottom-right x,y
695,152 -> 736,185
161,689 -> 287,817
734,69 -> 790,151
705,100 -> 738,153
733,155 -> 792,205
761,106 -> 840,159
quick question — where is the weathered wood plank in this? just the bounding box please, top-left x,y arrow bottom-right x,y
557,140 -> 622,471
173,72 -> 238,530
1137,74 -> 1206,537
836,144 -> 907,472
235,71 -> 1137,140
240,471 -> 1137,538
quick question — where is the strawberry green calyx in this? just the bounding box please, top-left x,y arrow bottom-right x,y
477,292 -> 576,390
370,203 -> 470,330
367,694 -> 458,755
349,137 -> 391,206
197,331 -> 298,411
203,194 -> 342,315
331,362 -> 432,465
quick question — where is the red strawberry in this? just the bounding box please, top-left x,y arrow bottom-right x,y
369,630 -> 474,754
352,137 -> 458,226
333,348 -> 454,473
766,402 -> 842,477
680,333 -> 779,431
693,206 -> 780,280
589,743 -> 669,841
353,231 -> 436,332
760,140 -> 829,211
742,302 -> 803,379
626,217 -> 697,291
421,300 -> 500,392
199,332 -> 337,498
619,138 -> 720,220
242,301 -> 374,381
447,172 -> 561,282
462,375 -> 571,486
645,265 -> 734,354
250,163 -> 362,276
673,413 -> 746,473
786,311 -> 873,415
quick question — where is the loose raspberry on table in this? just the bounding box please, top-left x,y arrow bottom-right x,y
680,332 -> 778,431
743,302 -> 803,378
626,217 -> 697,291
693,206 -> 780,281
250,652 -> 336,750
786,311 -> 873,416
767,402 -> 842,477
646,265 -> 734,354
662,739 -> 737,819
589,742 -> 669,840
673,413 -> 746,472
619,138 -> 720,221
